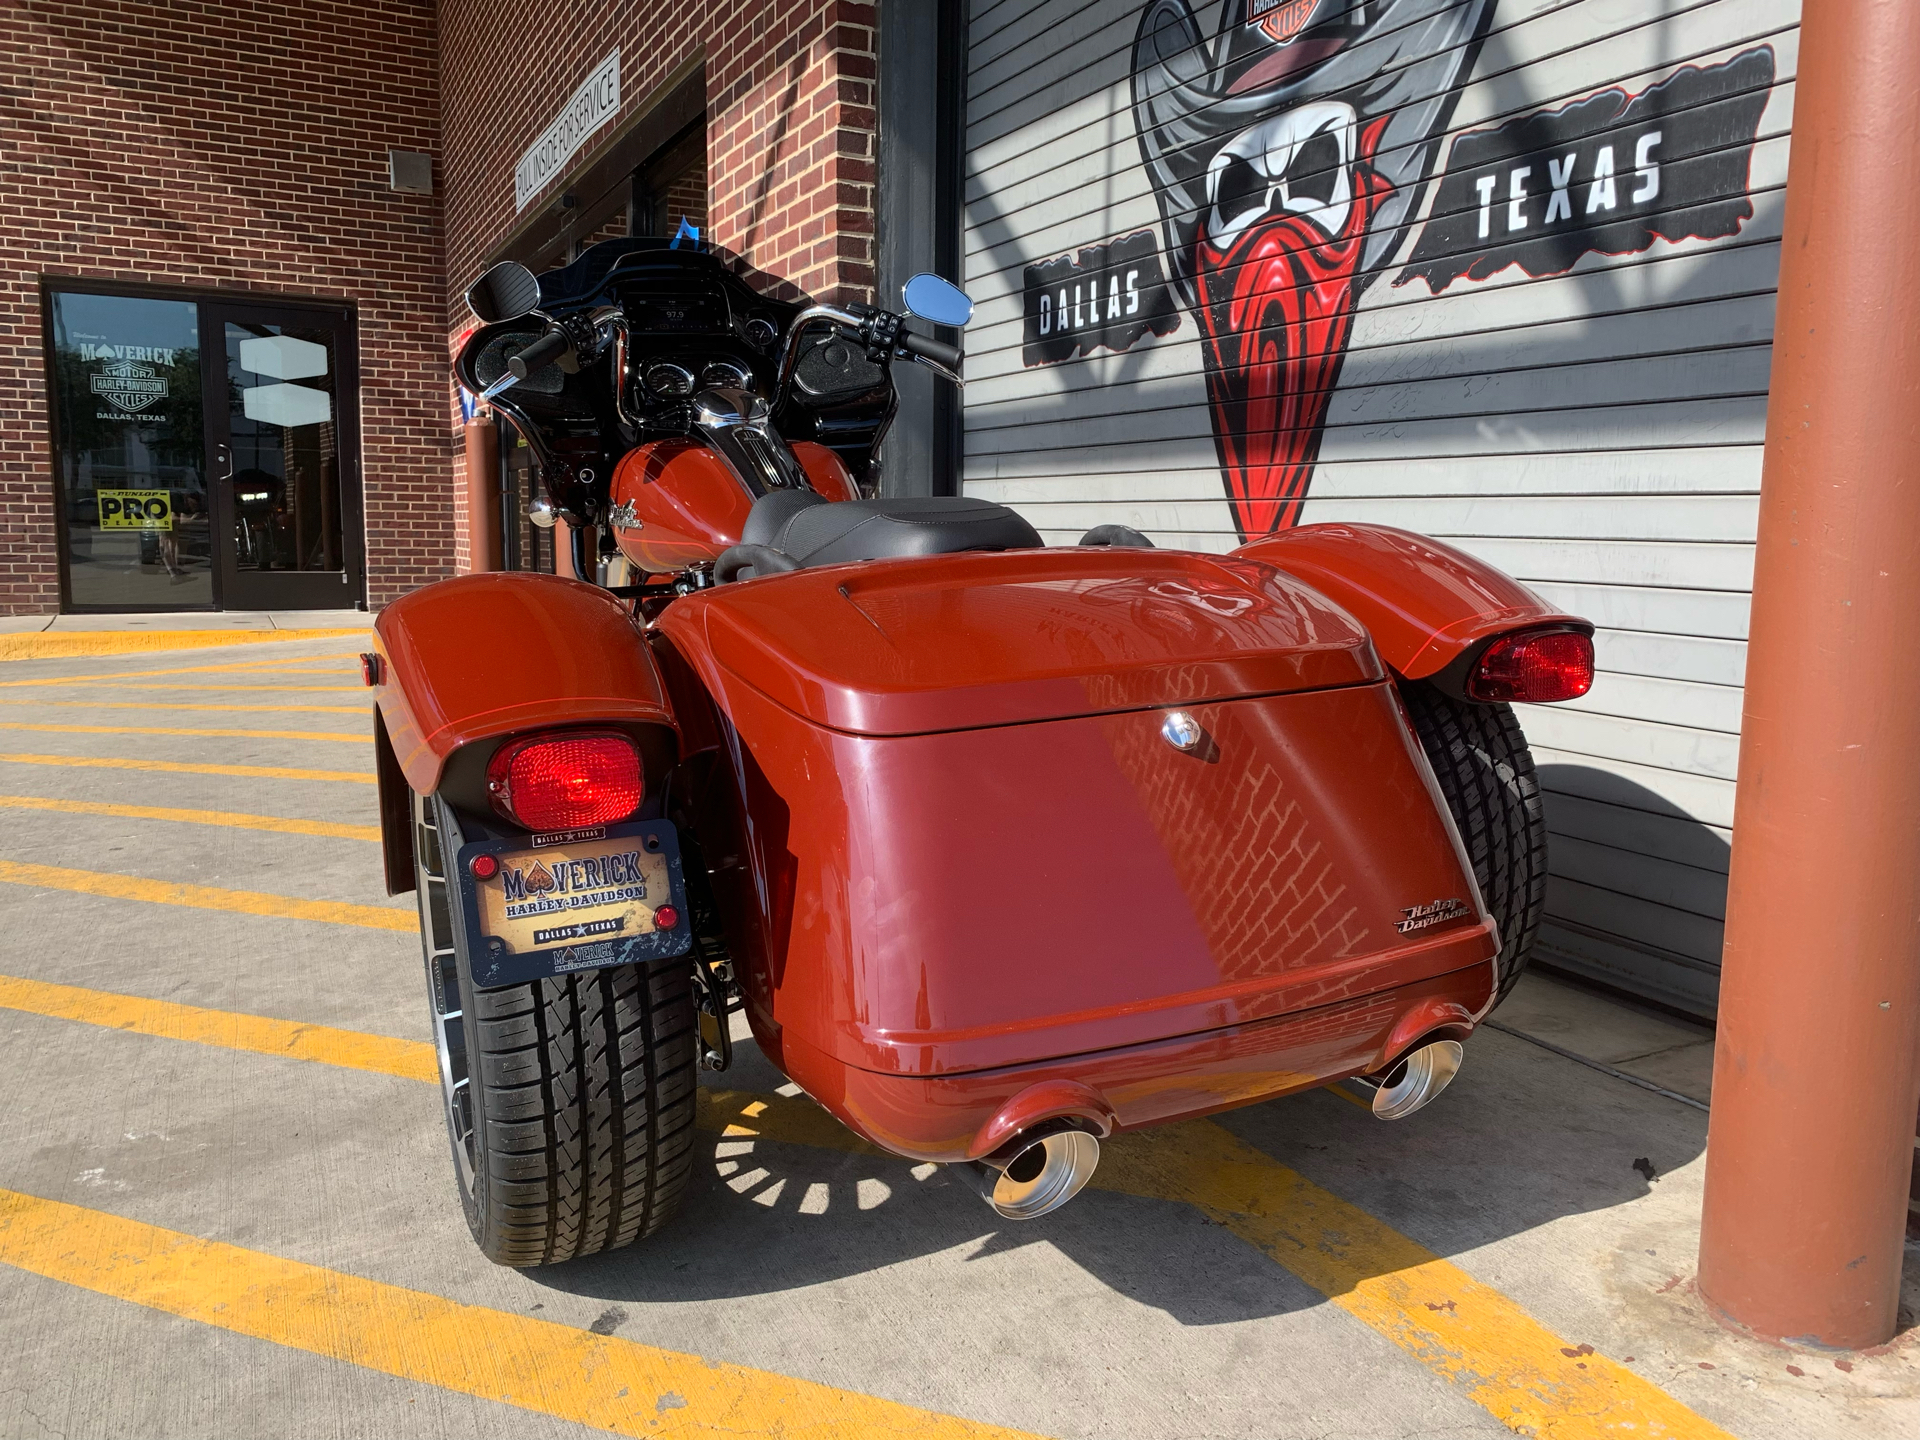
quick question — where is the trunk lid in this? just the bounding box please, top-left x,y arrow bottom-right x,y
657,548 -> 1380,736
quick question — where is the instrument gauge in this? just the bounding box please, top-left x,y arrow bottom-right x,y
743,317 -> 778,349
700,361 -> 754,391
643,362 -> 695,398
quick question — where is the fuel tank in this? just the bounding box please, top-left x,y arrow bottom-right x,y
610,438 -> 857,574
653,549 -> 1500,1156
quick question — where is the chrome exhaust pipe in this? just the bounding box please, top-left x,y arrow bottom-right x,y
962,1122 -> 1101,1220
1347,1039 -> 1464,1120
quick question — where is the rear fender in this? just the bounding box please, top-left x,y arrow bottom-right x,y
1235,524 -> 1591,684
372,572 -> 678,841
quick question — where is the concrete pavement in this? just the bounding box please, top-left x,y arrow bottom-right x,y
0,633 -> 1913,1439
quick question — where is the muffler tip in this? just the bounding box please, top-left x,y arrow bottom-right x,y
965,1127 -> 1101,1220
1361,1039 -> 1464,1120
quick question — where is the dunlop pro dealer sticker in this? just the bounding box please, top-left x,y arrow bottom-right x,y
456,821 -> 692,987
98,489 -> 174,531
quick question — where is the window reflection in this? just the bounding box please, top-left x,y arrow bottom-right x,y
226,322 -> 342,573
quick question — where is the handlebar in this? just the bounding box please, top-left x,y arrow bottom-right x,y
772,303 -> 964,411
897,329 -> 962,371
508,326 -> 572,380
772,302 -> 868,405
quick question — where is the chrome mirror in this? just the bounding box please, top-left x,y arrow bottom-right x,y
466,261 -> 543,324
901,273 -> 974,328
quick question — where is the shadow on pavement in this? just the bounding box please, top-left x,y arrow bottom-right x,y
531,1009 -> 1710,1326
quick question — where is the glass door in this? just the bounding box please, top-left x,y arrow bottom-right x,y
47,292 -> 215,609
204,303 -> 362,610
49,288 -> 364,612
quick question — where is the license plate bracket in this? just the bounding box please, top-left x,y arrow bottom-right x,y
454,820 -> 692,987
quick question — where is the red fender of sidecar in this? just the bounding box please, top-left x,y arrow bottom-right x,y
1235,523 -> 1592,680
370,572 -> 677,892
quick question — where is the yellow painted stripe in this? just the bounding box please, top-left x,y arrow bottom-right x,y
0,1189 -> 1037,1440
0,752 -> 374,784
28,682 -> 365,693
694,1090 -> 1731,1438
1099,1131 -> 1730,1438
0,699 -> 366,715
1,985 -> 1729,1439
0,794 -> 379,841
0,721 -> 366,742
1326,1080 -> 1374,1110
0,974 -> 432,1080
0,860 -> 412,931
0,629 -> 363,661
0,654 -> 362,688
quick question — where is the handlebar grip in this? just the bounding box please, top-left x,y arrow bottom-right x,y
897,329 -> 962,371
507,326 -> 571,380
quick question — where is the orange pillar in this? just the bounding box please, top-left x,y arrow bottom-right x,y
1697,0 -> 1920,1349
462,419 -> 501,573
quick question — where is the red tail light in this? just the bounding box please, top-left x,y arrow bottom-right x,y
1468,628 -> 1595,704
487,731 -> 643,831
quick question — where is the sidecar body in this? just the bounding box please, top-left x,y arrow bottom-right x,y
650,543 -> 1506,1163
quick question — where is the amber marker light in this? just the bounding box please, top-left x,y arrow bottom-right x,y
486,731 -> 644,831
1467,628 -> 1595,704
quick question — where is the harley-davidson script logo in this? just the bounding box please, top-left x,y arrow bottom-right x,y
1396,897 -> 1470,935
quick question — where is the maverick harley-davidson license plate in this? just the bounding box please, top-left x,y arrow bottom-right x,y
455,821 -> 692,988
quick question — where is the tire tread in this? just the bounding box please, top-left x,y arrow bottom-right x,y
462,964 -> 697,1265
1400,684 -> 1548,1006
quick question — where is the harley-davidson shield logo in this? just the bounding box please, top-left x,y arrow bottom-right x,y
1248,0 -> 1318,44
89,360 -> 168,415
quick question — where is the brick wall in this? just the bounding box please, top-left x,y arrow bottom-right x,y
0,2 -> 880,611
659,165 -> 710,242
438,0 -> 874,303
705,1 -> 877,305
437,1 -> 876,571
0,0 -> 452,615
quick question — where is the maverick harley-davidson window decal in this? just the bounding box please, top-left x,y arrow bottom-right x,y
1022,230 -> 1180,367
1397,47 -> 1775,294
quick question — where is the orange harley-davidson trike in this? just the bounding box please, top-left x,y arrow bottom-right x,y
372,237 -> 1595,1266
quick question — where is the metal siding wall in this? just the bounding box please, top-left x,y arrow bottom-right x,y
962,0 -> 1801,1017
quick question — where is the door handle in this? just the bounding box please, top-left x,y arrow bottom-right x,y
215,443 -> 233,482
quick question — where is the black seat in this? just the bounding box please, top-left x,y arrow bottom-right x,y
740,489 -> 1042,569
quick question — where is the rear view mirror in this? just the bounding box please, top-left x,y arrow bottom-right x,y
466,261 -> 543,324
902,273 -> 974,328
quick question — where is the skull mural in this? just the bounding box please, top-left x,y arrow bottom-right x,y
1132,0 -> 1493,539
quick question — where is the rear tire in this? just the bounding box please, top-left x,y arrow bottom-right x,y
1399,683 -> 1548,1007
414,793 -> 699,1265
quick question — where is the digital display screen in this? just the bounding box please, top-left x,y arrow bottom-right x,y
626,287 -> 730,335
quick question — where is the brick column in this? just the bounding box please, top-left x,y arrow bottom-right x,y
708,2 -> 877,305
